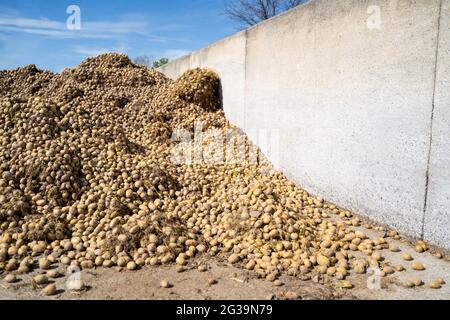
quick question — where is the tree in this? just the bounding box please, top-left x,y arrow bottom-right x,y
224,0 -> 309,28
152,58 -> 169,69
132,56 -> 169,69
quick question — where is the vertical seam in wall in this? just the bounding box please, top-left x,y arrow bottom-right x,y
243,29 -> 249,130
422,0 -> 443,239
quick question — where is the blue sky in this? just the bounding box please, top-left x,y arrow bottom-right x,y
0,0 -> 236,71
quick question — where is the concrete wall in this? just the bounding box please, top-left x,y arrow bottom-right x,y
424,0 -> 450,249
159,0 -> 450,249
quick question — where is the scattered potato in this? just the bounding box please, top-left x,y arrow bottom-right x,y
207,278 -> 218,286
126,261 -> 137,271
340,280 -> 353,289
4,274 -> 16,283
160,280 -> 172,288
228,254 -> 240,264
412,278 -> 423,287
429,281 -> 442,289
412,262 -> 425,271
197,265 -> 208,272
395,265 -> 405,272
273,280 -> 284,287
176,265 -> 185,273
403,253 -> 414,261
47,270 -> 61,279
33,275 -> 49,285
42,284 -> 57,296
0,54 -> 446,295
389,244 -> 400,252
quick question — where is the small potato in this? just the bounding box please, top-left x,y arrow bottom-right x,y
228,254 -> 240,264
47,270 -> 61,279
33,274 -> 48,285
18,265 -> 29,274
340,280 -> 353,289
395,264 -> 405,272
429,281 -> 442,289
273,280 -> 284,287
412,262 -> 425,271
383,266 -> 395,275
126,261 -> 137,271
197,265 -> 208,272
42,284 -> 57,296
32,244 -> 46,255
39,258 -> 51,270
175,265 -> 185,273
412,278 -> 423,287
403,253 -> 413,261
175,256 -> 186,266
316,254 -> 330,267
389,244 -> 400,252
160,280 -> 172,288
4,274 -> 17,283
414,245 -> 425,253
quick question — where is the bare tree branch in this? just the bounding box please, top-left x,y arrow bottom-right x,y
224,0 -> 308,28
284,0 -> 306,10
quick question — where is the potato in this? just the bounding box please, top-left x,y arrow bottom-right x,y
126,261 -> 137,271
42,284 -> 57,296
18,265 -> 29,274
412,278 -> 423,287
197,265 -> 208,272
160,280 -> 172,288
389,244 -> 400,252
39,258 -> 51,270
47,270 -> 61,279
228,254 -> 240,264
4,274 -> 17,283
34,274 -> 48,285
273,280 -> 284,287
395,264 -> 405,272
402,253 -> 413,261
316,254 -> 330,267
176,265 -> 185,273
412,262 -> 425,271
429,281 -> 442,289
340,280 -> 353,289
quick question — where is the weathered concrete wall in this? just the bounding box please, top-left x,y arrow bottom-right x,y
424,0 -> 450,249
189,32 -> 247,129
159,0 -> 450,249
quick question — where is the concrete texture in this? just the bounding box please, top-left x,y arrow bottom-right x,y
159,0 -> 450,249
424,0 -> 450,248
159,54 -> 190,80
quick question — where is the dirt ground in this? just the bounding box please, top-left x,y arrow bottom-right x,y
1,214 -> 450,301
1,244 -> 450,300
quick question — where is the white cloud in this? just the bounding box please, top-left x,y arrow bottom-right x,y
163,49 -> 191,60
0,12 -> 181,42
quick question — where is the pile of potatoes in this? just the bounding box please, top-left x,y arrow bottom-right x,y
0,54 -> 444,291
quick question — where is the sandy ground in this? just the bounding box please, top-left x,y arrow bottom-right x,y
1,216 -> 450,301
1,249 -> 449,300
